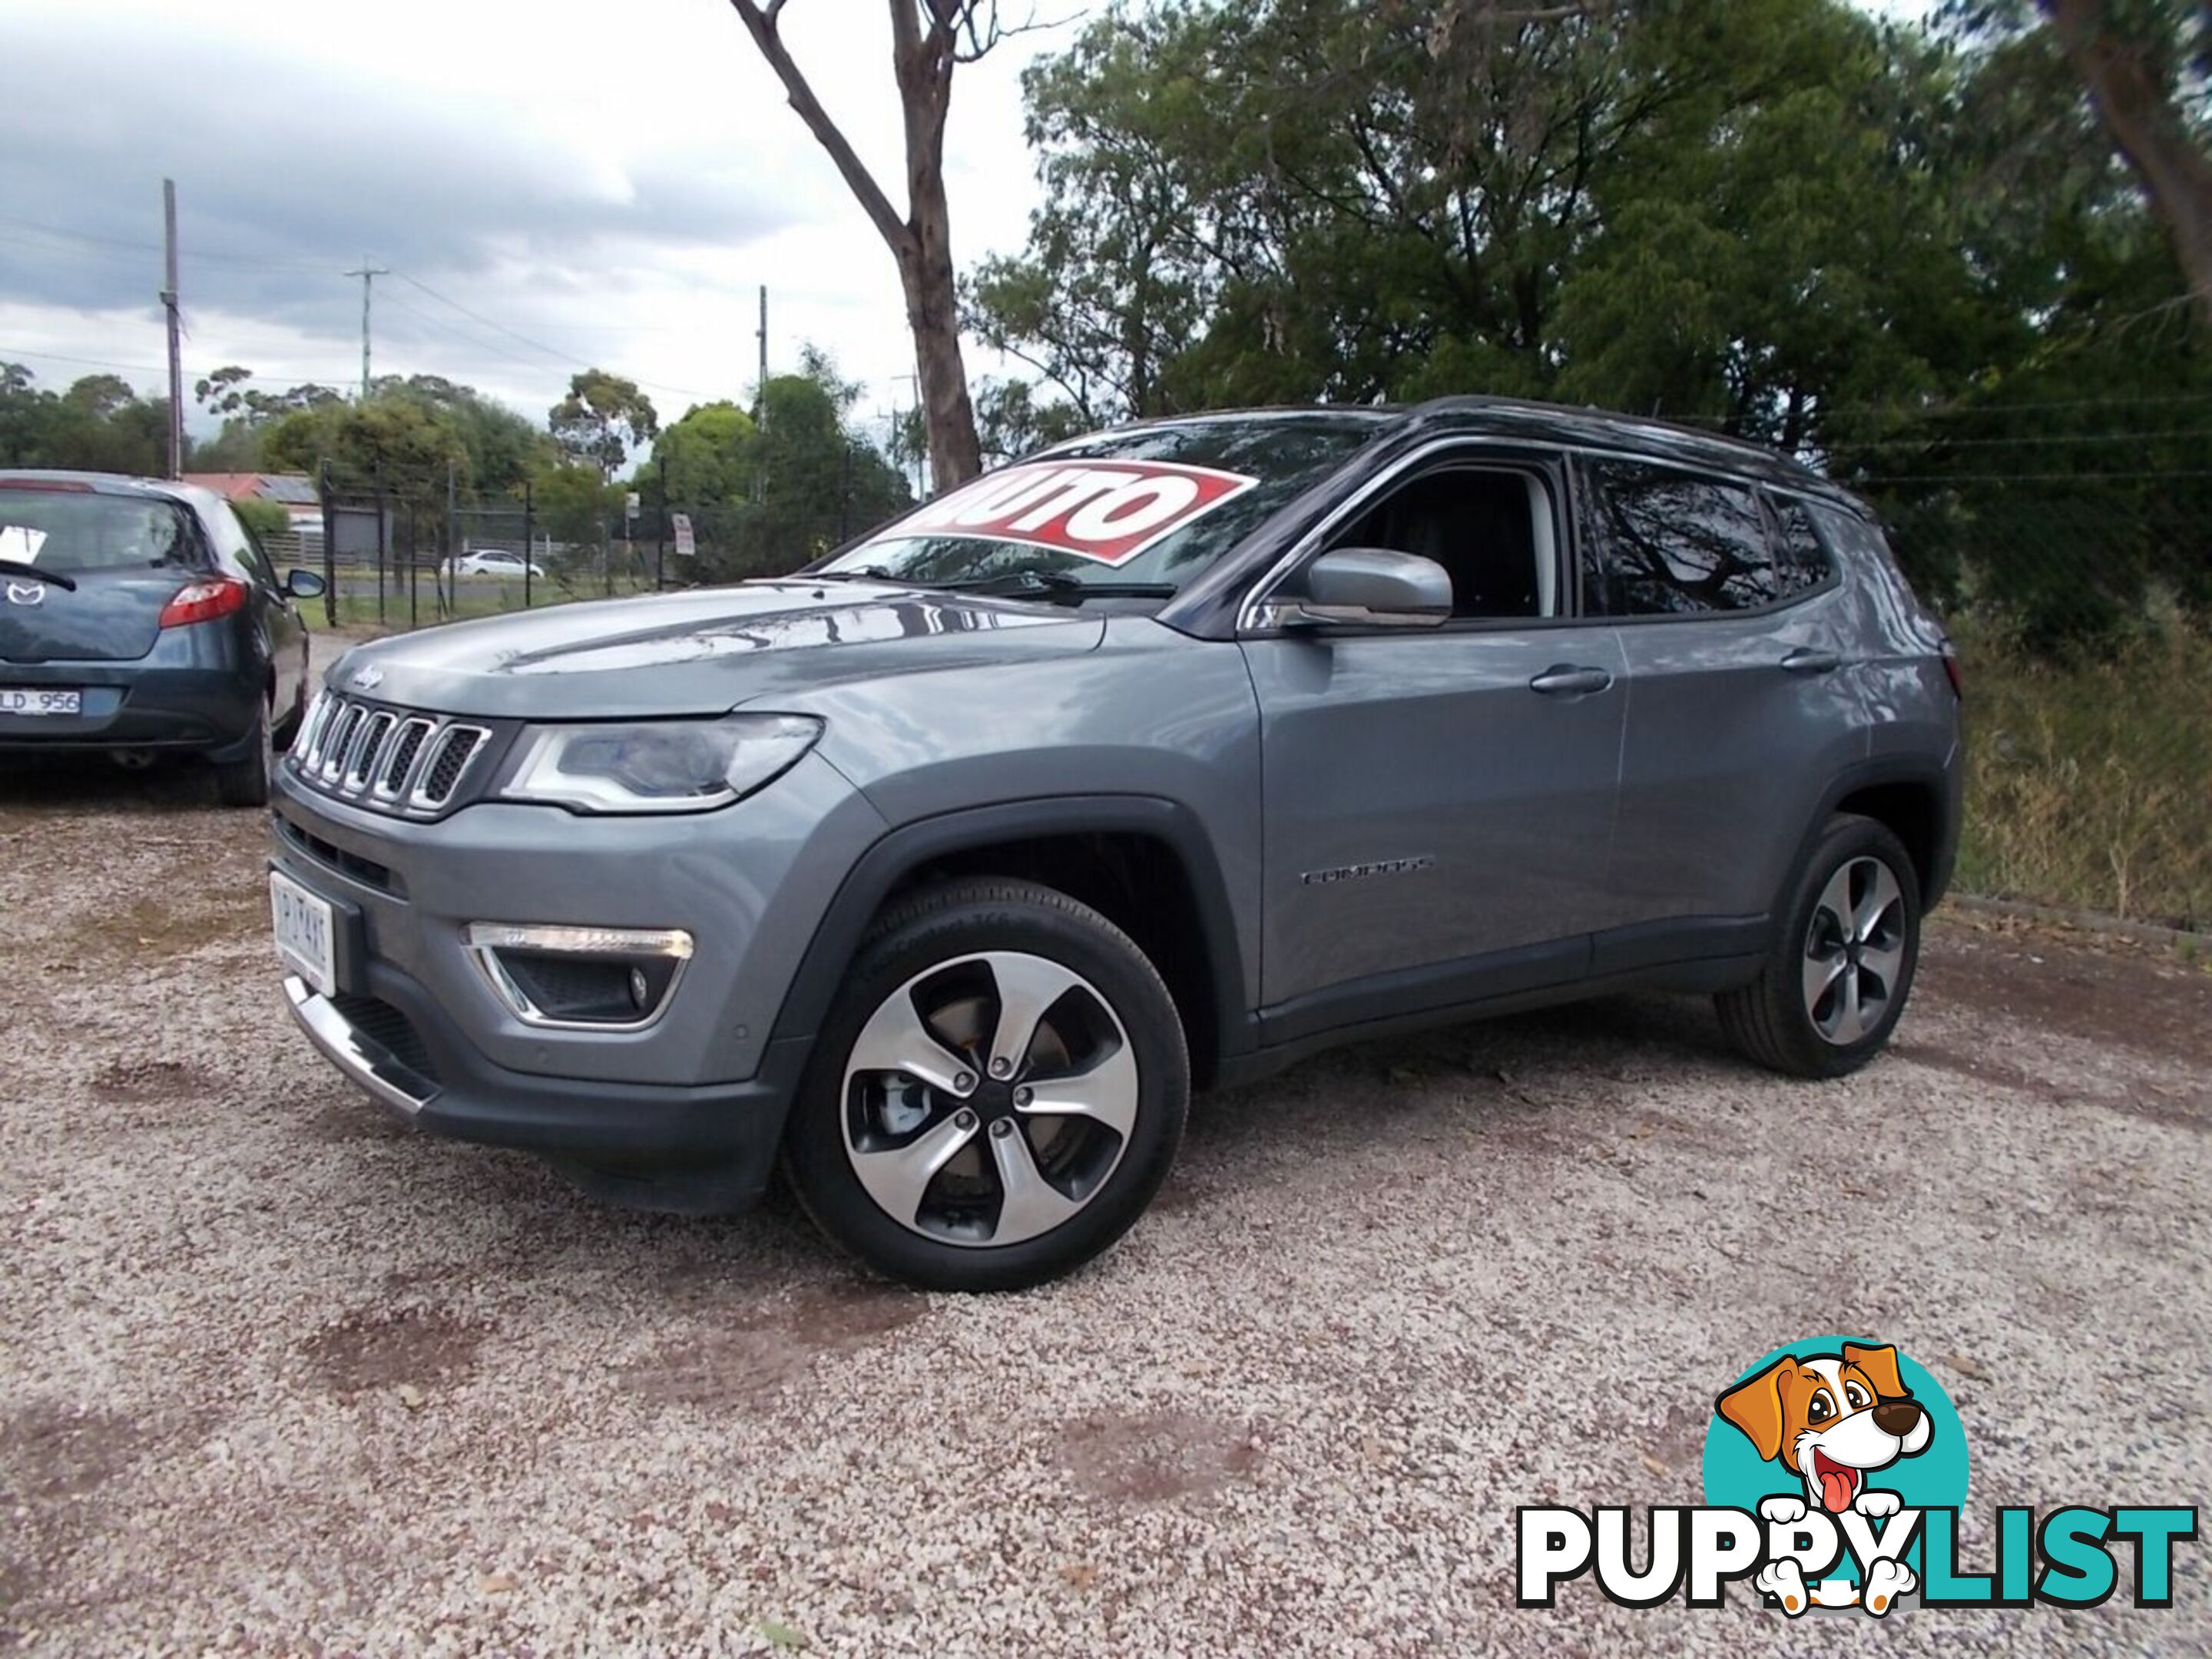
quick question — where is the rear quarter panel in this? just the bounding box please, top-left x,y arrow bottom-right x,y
1813,504 -> 1960,770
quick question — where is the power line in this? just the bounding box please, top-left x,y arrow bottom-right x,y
0,229 -> 167,268
389,270 -> 718,402
1666,388 -> 2212,429
0,343 -> 171,375
1870,469 -> 2212,482
376,290 -> 568,375
0,344 -> 357,384
0,211 -> 334,274
389,270 -> 578,365
1829,426 -> 2212,449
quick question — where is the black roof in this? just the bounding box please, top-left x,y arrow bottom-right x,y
0,469 -> 205,504
1407,395 -> 1849,498
1101,396 -> 1861,511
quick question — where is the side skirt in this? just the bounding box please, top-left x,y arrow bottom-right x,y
1217,916 -> 1767,1091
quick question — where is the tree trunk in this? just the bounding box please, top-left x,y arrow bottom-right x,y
725,0 -> 987,492
899,170 -> 984,490
2041,0 -> 2212,328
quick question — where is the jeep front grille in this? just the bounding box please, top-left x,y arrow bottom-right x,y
290,691 -> 492,817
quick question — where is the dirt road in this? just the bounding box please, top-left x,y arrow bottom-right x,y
3,675 -> 2206,1655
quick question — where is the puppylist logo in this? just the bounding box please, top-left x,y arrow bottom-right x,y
1518,1336 -> 2197,1618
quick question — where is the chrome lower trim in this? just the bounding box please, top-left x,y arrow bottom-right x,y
460,922 -> 693,1032
283,975 -> 438,1118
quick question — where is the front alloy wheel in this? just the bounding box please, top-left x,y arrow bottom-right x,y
843,952 -> 1139,1247
786,879 -> 1187,1291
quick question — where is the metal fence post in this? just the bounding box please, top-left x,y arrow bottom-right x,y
373,456 -> 387,628
317,458 -> 337,628
445,462 -> 457,610
522,479 -> 534,610
406,502 -> 418,631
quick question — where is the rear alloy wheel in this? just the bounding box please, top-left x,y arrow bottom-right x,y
1802,857 -> 1909,1046
1717,813 -> 1922,1078
785,879 -> 1187,1292
213,700 -> 272,808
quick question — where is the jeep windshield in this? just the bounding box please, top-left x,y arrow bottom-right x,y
813,411 -> 1391,596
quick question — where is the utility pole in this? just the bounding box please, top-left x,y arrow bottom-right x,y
345,258 -> 389,400
753,283 -> 769,506
896,373 -> 926,497
161,179 -> 183,479
756,285 -> 769,421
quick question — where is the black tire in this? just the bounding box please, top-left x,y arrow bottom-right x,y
783,877 -> 1189,1293
1717,813 -> 1922,1079
213,701 -> 272,808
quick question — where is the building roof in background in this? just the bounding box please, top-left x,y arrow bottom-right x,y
182,472 -> 320,507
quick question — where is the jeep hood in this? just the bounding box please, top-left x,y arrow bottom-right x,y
327,580 -> 1106,720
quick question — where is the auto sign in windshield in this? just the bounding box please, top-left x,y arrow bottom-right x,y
819,412 -> 1389,593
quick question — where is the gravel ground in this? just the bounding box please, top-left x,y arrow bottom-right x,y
3,654 -> 2207,1654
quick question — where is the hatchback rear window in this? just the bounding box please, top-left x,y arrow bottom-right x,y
0,488 -> 199,573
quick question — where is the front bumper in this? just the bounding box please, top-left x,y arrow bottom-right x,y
282,973 -> 809,1210
267,747 -> 889,1202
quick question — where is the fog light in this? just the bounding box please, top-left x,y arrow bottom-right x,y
462,922 -> 693,1029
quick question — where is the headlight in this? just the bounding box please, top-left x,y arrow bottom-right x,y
500,714 -> 822,813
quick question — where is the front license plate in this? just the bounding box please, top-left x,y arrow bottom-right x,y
270,871 -> 337,996
0,687 -> 81,716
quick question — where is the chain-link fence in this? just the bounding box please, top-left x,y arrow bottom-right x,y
309,467 -> 867,631
1868,478 -> 2209,933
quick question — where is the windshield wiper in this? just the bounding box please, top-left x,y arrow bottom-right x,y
0,559 -> 76,592
935,568 -> 1177,604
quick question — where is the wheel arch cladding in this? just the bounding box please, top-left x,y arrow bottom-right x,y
765,797 -> 1250,1089
1832,775 -> 1949,906
1774,758 -> 1954,925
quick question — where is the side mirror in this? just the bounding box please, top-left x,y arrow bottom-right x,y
285,569 -> 327,601
1288,548 -> 1452,629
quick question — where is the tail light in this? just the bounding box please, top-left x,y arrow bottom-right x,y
158,576 -> 250,628
1940,639 -> 1962,700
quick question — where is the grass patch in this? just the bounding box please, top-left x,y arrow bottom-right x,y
1954,618 -> 2210,931
303,578 -> 660,634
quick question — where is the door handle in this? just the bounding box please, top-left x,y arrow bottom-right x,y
1780,647 -> 1841,676
1528,664 -> 1614,697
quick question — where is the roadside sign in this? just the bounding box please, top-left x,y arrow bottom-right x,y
672,513 -> 695,557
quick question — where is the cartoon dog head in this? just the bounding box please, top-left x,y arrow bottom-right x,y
1716,1343 -> 1932,1514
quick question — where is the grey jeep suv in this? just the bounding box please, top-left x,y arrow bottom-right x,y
269,398 -> 1960,1290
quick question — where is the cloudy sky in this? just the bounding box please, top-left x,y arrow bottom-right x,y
0,0 -> 1077,445
3,2 -> 1936,454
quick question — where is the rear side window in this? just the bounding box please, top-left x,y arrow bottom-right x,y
215,502 -> 277,589
0,487 -> 199,573
1768,497 -> 1835,600
1579,462 -> 1777,616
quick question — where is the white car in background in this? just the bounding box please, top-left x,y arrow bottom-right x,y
442,549 -> 545,580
